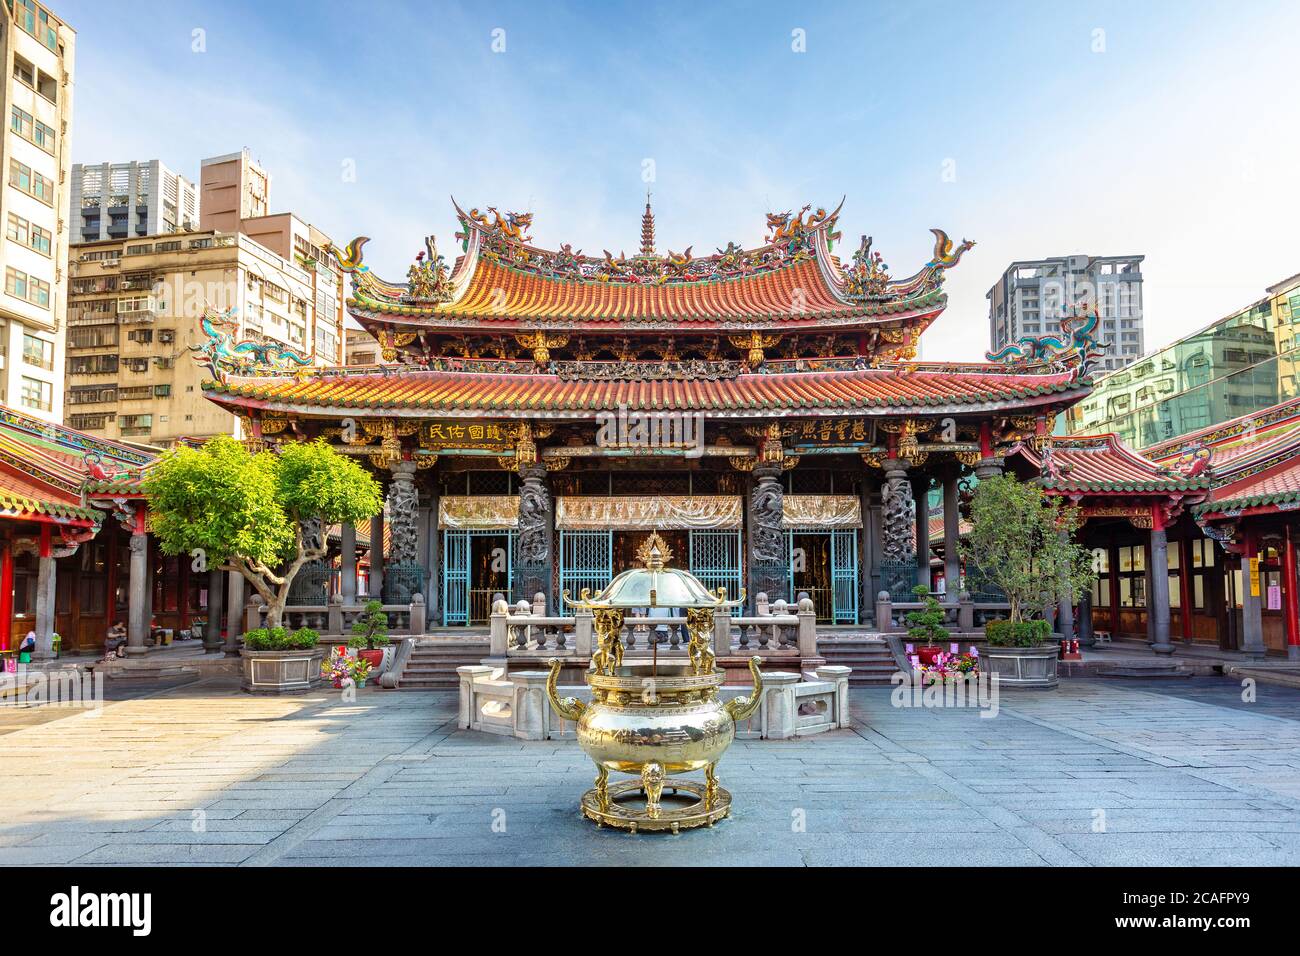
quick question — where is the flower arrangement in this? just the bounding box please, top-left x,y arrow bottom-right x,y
912,648 -> 980,685
321,648 -> 373,688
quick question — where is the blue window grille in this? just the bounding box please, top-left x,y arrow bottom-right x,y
559,530 -> 613,605
442,529 -> 514,625
787,528 -> 861,624
689,529 -> 743,615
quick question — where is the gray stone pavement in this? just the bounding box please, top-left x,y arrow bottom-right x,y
3,675 -> 1300,866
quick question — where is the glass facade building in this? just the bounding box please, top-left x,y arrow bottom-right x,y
1067,272 -> 1300,448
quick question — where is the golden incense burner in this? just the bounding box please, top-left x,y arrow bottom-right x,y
546,532 -> 762,833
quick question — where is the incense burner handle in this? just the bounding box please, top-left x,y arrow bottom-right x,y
725,656 -> 764,723
546,659 -> 585,722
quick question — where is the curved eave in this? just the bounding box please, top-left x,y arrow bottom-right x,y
1041,479 -> 1210,494
349,301 -> 946,334
1195,492 -> 1300,518
201,370 -> 1088,421
0,497 -> 101,524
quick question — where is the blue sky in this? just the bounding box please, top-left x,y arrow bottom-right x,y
58,0 -> 1300,359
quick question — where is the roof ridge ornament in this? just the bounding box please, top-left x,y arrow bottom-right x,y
985,302 -> 1109,380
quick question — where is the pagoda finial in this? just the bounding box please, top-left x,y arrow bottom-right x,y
640,191 -> 655,257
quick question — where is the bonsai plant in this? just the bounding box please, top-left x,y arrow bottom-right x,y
348,599 -> 390,673
905,584 -> 948,666
960,474 -> 1094,688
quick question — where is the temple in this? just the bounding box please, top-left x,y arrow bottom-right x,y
198,199 -> 1104,630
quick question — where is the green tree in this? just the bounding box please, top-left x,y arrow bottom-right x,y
145,437 -> 382,627
959,473 -> 1094,624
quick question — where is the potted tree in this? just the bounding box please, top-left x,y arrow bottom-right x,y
348,599 -> 391,674
906,584 -> 948,666
960,474 -> 1094,689
145,436 -> 382,630
240,625 -> 324,694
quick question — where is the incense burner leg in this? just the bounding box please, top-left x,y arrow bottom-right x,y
705,762 -> 720,809
594,764 -> 610,811
641,762 -> 665,819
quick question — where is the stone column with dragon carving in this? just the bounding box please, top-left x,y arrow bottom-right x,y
516,465 -> 553,612
880,458 -> 916,600
748,462 -> 786,608
382,460 -> 424,605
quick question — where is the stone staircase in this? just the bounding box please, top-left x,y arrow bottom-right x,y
393,637 -> 490,690
817,636 -> 900,686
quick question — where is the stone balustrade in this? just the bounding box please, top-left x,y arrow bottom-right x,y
245,594 -> 425,637
874,590 -> 1010,632
457,663 -> 851,741
486,593 -> 818,663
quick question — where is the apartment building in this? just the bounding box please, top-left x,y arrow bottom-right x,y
65,230 -> 338,445
987,254 -> 1145,374
70,159 -> 198,241
1068,271 -> 1300,448
199,149 -> 343,363
0,0 -> 73,422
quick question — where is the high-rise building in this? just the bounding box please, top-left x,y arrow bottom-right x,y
987,254 -> 1145,375
198,149 -> 269,232
0,0 -> 73,422
198,149 -> 342,364
1067,271 -> 1300,448
70,160 -> 198,241
64,229 -> 340,446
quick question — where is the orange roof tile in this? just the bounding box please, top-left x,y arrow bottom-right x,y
1022,434 -> 1209,493
204,366 -> 1086,417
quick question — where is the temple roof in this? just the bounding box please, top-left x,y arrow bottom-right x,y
1020,434 -> 1211,494
333,200 -> 974,336
203,365 -> 1086,419
1195,458 -> 1300,516
0,406 -> 152,526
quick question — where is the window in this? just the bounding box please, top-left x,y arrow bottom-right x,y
10,106 -> 32,140
1090,548 -> 1111,608
21,334 -> 52,370
4,267 -> 47,308
1117,544 -> 1146,608
9,160 -> 54,204
20,376 -> 52,412
14,1 -> 60,52
12,56 -> 35,89
33,119 -> 55,152
69,413 -> 110,431
155,240 -> 181,252
68,354 -> 118,374
68,385 -> 117,405
127,329 -> 153,344
68,326 -> 117,348
6,214 -> 50,256
154,384 -> 171,398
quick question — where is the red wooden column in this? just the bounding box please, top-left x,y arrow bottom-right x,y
1284,524 -> 1300,660
0,539 -> 12,650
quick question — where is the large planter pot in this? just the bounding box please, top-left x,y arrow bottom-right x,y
357,648 -> 385,673
980,643 -> 1059,689
240,647 -> 327,695
916,645 -> 943,666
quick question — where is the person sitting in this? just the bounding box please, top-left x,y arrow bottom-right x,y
17,631 -> 36,664
106,621 -> 127,657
